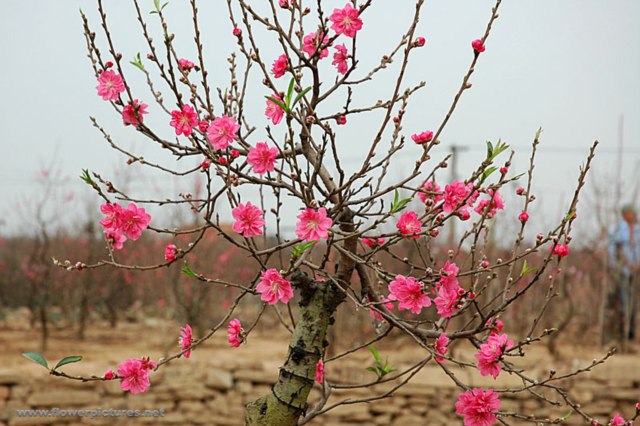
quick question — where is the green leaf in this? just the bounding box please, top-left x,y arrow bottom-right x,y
480,166 -> 497,184
181,261 -> 197,278
129,53 -> 145,72
291,87 -> 312,110
511,172 -> 526,181
565,210 -> 576,221
390,189 -> 412,214
535,127 -> 543,140
265,96 -> 288,113
486,141 -> 494,159
54,356 -> 83,370
22,352 -> 49,369
559,410 -> 572,421
520,260 -> 537,277
485,139 -> 510,162
79,169 -> 96,186
291,240 -> 317,258
285,78 -> 295,109
367,346 -> 382,367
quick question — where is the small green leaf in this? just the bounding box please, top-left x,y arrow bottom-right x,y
129,53 -> 145,71
520,260 -> 537,277
480,166 -> 497,184
265,96 -> 288,113
80,169 -> 96,186
285,78 -> 295,108
181,261 -> 197,278
291,240 -> 317,258
291,87 -> 312,110
390,190 -> 412,214
565,210 -> 576,221
367,346 -> 382,367
22,352 -> 49,369
535,127 -> 543,140
486,139 -> 510,162
559,410 -> 573,421
486,141 -> 494,159
511,172 -> 526,181
54,356 -> 83,370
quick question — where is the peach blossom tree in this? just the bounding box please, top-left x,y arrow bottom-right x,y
21,0 -> 640,425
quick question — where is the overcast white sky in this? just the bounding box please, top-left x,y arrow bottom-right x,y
0,1 -> 639,241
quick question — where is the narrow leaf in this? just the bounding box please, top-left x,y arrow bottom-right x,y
285,78 -> 295,108
22,352 -> 49,369
265,96 -> 288,113
54,356 -> 83,370
291,87 -> 312,110
291,240 -> 317,258
181,261 -> 197,278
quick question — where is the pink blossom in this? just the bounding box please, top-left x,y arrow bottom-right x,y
256,269 -> 294,305
265,94 -> 285,125
314,359 -> 324,384
96,70 -> 125,101
170,104 -> 199,137
475,333 -> 514,379
443,180 -> 475,213
329,4 -> 363,38
227,318 -> 243,348
551,243 -> 570,257
207,115 -> 240,150
415,37 -> 426,47
179,324 -> 193,358
122,99 -> 148,126
105,228 -> 126,251
271,54 -> 288,78
100,203 -> 123,230
434,286 -> 459,319
485,318 -> 504,336
303,32 -> 330,59
278,0 -> 289,8
332,44 -> 349,74
519,211 -> 529,223
232,202 -> 265,238
435,333 -> 449,363
472,39 -> 486,53
120,203 -> 151,241
418,181 -> 444,205
362,237 -> 385,248
455,388 -> 500,426
178,58 -> 195,72
296,207 -> 333,242
368,296 -> 394,321
165,244 -> 178,262
103,370 -> 115,380
609,413 -> 627,426
474,190 -> 504,218
397,211 -> 422,239
117,358 -> 154,394
411,131 -> 433,145
388,275 -> 431,314
439,261 -> 460,292
247,142 -> 279,175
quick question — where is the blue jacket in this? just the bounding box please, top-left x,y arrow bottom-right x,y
608,220 -> 640,275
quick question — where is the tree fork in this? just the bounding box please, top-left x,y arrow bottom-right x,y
245,209 -> 357,425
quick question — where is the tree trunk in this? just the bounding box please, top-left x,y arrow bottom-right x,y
244,271 -> 344,425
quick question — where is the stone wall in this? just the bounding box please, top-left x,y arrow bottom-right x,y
0,355 -> 637,425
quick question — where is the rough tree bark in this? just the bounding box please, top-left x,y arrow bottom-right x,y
245,210 -> 357,425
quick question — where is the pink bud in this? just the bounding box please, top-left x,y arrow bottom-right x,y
516,186 -> 525,195
519,211 -> 529,223
414,37 -> 426,47
198,120 -> 209,132
104,370 -> 115,380
500,167 -> 507,175
279,0 -> 289,8
480,259 -> 490,269
105,61 -> 113,69
231,149 -> 240,158
458,209 -> 470,221
233,27 -> 242,37
201,159 -> 211,170
536,233 -> 544,242
411,130 -> 434,145
471,39 -> 485,53
337,115 -> 347,125
219,157 -> 228,166
431,229 -> 439,237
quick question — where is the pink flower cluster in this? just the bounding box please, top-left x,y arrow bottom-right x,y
388,275 -> 431,314
122,99 -> 148,126
170,104 -> 199,137
96,70 -> 125,101
207,115 -> 240,150
455,388 -> 500,426
100,203 -> 151,250
474,189 -> 505,218
272,54 -> 288,78
117,357 -> 156,394
475,333 -> 514,379
247,142 -> 279,175
165,244 -> 178,262
227,318 -> 243,348
362,237 -> 385,248
551,243 -> 570,257
443,180 -> 478,217
256,269 -> 294,305
397,211 -> 422,239
418,181 -> 444,205
232,202 -> 265,238
329,4 -> 363,38
332,44 -> 349,74
435,334 -> 449,363
265,94 -> 285,125
296,208 -> 332,242
179,324 -> 193,358
434,261 -> 463,318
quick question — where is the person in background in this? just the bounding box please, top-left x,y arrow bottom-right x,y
608,204 -> 640,341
